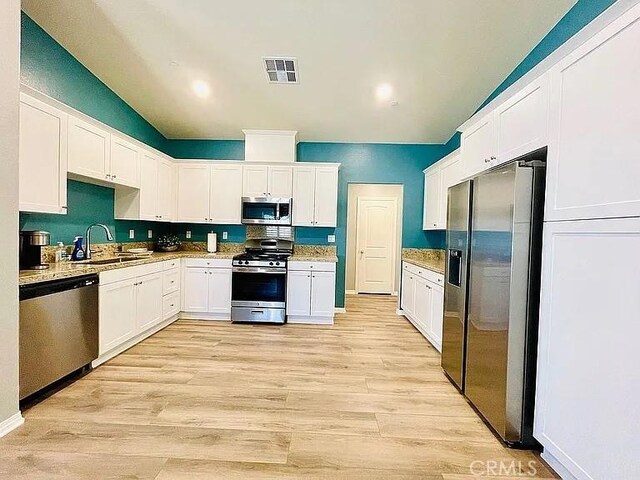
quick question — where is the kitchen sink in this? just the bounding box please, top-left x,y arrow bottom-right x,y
83,257 -> 145,266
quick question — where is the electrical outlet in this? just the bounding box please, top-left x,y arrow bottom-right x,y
147,229 -> 153,239
328,234 -> 336,243
129,229 -> 135,239
222,231 -> 228,240
186,230 -> 192,239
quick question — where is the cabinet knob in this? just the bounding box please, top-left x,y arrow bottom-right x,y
112,174 -> 117,179
484,158 -> 490,163
490,156 -> 497,161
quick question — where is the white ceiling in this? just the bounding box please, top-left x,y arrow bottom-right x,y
22,0 -> 576,143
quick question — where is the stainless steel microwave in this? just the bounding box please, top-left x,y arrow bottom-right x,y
241,197 -> 292,225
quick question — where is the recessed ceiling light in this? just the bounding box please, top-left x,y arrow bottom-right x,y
376,83 -> 393,101
192,80 -> 210,98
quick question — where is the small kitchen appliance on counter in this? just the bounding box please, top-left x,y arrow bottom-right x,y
19,230 -> 50,270
231,238 -> 293,324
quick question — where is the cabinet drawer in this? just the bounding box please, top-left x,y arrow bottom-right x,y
99,261 -> 163,285
403,261 -> 444,286
184,258 -> 232,268
163,259 -> 180,271
163,268 -> 180,295
288,261 -> 336,272
163,291 -> 180,319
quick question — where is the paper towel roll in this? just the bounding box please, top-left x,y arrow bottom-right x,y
207,232 -> 217,253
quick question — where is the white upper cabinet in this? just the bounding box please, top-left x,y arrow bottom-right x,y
292,166 -> 339,227
157,159 -> 175,221
243,130 -> 297,162
18,93 -> 68,215
138,151 -> 159,221
68,116 -> 110,181
546,6 -> 640,221
423,150 -> 461,230
177,164 -> 211,223
292,167 -> 316,226
495,74 -> 549,164
461,114 -> 496,178
210,164 -> 242,224
242,165 -> 269,197
423,166 -> 441,230
243,165 -> 293,197
268,166 -> 293,197
314,167 -> 339,227
110,136 -> 140,188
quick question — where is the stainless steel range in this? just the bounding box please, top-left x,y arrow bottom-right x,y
231,238 -> 293,324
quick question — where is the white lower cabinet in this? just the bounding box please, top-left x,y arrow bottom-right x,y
181,258 -> 232,319
98,262 -> 170,361
534,217 -> 640,480
400,261 -> 444,351
287,261 -> 336,324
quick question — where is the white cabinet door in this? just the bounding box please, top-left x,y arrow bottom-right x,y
68,116 -> 110,181
135,272 -> 163,332
242,165 -> 269,197
268,166 -> 293,197
182,267 -> 210,313
428,283 -> 444,351
139,151 -> 159,221
18,94 -> 68,214
292,167 -> 316,226
314,167 -> 339,227
495,74 -> 549,165
546,8 -> 640,221
110,136 -> 140,188
99,279 -> 136,355
157,159 -> 174,221
461,115 -> 496,178
177,164 -> 211,223
438,152 -> 462,228
423,167 -> 441,230
286,270 -> 312,316
208,268 -> 232,315
401,268 -> 416,317
412,276 -> 431,332
310,271 -> 335,317
210,164 -> 242,224
535,217 -> 640,480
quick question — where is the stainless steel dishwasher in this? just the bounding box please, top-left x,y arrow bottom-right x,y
19,274 -> 99,400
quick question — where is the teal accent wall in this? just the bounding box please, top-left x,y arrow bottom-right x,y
19,181 -> 167,245
21,13 -> 166,151
20,12 -> 171,244
477,0 -> 616,111
165,140 -> 245,160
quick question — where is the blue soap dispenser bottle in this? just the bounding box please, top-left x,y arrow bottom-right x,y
71,236 -> 85,261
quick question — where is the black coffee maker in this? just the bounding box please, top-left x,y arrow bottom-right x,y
19,230 -> 50,270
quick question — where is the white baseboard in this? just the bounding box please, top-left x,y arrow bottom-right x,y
93,314 -> 179,367
335,307 -> 346,314
396,309 -> 405,316
540,450 -> 578,480
0,412 -> 24,438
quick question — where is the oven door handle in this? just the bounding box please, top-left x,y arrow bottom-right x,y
232,267 -> 287,274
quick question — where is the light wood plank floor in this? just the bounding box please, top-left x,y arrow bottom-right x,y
0,295 -> 557,479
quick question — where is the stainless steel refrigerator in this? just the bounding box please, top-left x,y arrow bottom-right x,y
442,152 -> 546,447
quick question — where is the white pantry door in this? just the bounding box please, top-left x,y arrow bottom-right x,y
356,197 -> 397,294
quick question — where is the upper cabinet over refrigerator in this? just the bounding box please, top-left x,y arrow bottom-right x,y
545,7 -> 640,221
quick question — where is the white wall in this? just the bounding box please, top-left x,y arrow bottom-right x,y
0,0 -> 21,428
346,184 -> 403,293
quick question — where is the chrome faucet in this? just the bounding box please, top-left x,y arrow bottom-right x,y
85,223 -> 114,260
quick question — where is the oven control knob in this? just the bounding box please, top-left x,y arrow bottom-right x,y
244,261 -> 249,265
269,262 -> 274,266
275,261 -> 280,266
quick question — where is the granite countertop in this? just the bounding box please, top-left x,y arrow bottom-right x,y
19,245 -> 339,286
401,248 -> 446,275
18,251 -> 236,286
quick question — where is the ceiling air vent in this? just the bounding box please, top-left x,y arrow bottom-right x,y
263,57 -> 298,84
